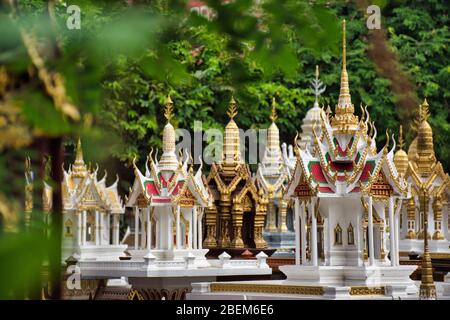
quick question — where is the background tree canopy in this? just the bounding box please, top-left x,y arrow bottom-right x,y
98,0 -> 450,194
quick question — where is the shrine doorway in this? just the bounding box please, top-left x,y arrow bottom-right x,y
241,195 -> 255,248
86,211 -> 95,243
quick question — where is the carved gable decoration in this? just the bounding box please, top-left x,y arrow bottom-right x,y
370,171 -> 393,199
179,187 -> 196,208
294,174 -> 314,199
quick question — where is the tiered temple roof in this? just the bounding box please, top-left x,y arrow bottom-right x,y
126,96 -> 211,209
285,20 -> 408,200
62,139 -> 125,214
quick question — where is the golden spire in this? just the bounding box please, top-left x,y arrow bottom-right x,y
415,98 -> 436,174
270,97 -> 277,122
227,95 -> 237,120
164,95 -> 173,123
331,19 -> 358,132
419,189 -> 437,300
72,138 -> 87,178
75,137 -> 83,162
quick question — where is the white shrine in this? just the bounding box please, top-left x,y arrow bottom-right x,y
257,98 -> 294,252
62,139 -> 127,261
76,96 -> 271,284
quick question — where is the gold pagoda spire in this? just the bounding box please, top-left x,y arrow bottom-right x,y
415,98 -> 436,174
419,189 -> 437,300
331,19 -> 358,132
270,97 -> 277,122
72,137 -> 87,178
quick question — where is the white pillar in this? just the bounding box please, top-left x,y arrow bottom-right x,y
294,199 -> 300,265
134,206 -> 139,250
301,202 -> 307,265
77,212 -> 82,246
156,219 -> 160,249
310,199 -> 318,267
99,212 -> 103,245
176,205 -> 181,249
324,217 -> 330,266
388,196 -> 395,266
367,196 -> 375,266
395,199 -> 402,266
115,214 -> 120,245
146,207 -> 151,250
82,210 -> 87,245
95,210 -> 99,246
193,206 -> 198,250
188,210 -> 193,250
140,209 -> 146,249
198,208 -> 203,249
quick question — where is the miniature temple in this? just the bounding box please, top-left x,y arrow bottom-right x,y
203,96 -> 269,251
256,98 -> 294,252
395,100 -> 450,257
62,139 -> 127,261
188,20 -> 418,300
125,95 -> 213,264
76,96 -> 271,298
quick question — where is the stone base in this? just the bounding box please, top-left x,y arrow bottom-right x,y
263,231 -> 295,250
71,245 -> 127,261
128,249 -> 211,267
187,265 -> 419,300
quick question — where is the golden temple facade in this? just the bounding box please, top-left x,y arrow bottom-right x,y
203,96 -> 268,249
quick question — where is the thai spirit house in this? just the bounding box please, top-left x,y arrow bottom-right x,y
126,96 -> 213,264
395,100 -> 450,257
257,98 -> 294,251
188,21 -> 419,300
62,139 -> 126,261
204,96 -> 268,250
76,97 -> 272,293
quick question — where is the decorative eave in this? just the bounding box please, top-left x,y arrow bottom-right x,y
283,147 -> 318,200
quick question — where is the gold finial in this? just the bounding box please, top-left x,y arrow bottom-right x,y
164,95 -> 174,122
420,98 -> 430,122
342,19 -> 346,68
270,97 -> 277,122
227,95 -> 238,119
75,137 -> 83,162
315,64 -> 319,80
398,125 -> 404,150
